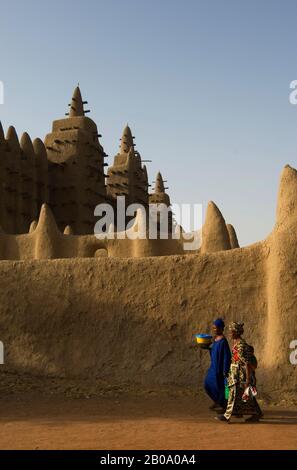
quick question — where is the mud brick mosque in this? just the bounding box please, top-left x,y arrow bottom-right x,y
0,86 -> 241,259
0,86 -> 296,401
0,86 -> 170,235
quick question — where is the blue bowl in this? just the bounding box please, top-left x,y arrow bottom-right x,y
194,333 -> 212,346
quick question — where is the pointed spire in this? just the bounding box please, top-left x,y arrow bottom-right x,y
33,138 -> 47,157
33,138 -> 48,166
120,124 -> 134,153
149,171 -> 170,206
34,204 -> 60,259
36,203 -> 60,233
155,172 -> 165,193
6,126 -> 19,149
29,220 -> 38,233
20,132 -> 34,157
68,86 -> 85,117
201,201 -> 231,253
227,224 -> 239,249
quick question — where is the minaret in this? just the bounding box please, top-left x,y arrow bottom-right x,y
68,86 -> 85,117
120,125 -> 134,153
149,172 -> 170,206
44,86 -> 106,234
107,125 -> 149,214
149,172 -> 172,232
155,172 -> 165,194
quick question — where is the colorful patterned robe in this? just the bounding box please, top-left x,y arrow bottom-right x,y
224,338 -> 262,420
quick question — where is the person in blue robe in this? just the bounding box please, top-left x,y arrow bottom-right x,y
204,318 -> 231,411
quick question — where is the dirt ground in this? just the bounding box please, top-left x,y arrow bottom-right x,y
0,392 -> 296,450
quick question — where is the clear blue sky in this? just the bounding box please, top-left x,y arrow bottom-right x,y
1,0 -> 297,245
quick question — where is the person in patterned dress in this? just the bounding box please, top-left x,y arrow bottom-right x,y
215,321 -> 263,423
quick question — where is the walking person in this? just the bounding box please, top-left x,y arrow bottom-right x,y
216,322 -> 263,423
204,318 -> 231,412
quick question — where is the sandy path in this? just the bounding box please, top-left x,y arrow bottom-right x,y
0,394 -> 296,450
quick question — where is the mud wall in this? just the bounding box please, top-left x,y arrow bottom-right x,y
0,245 -> 274,393
1,163 -> 297,397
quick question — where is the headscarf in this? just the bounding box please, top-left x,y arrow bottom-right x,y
229,321 -> 244,335
213,318 -> 225,329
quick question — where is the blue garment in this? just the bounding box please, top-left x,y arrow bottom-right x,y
204,337 -> 231,407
